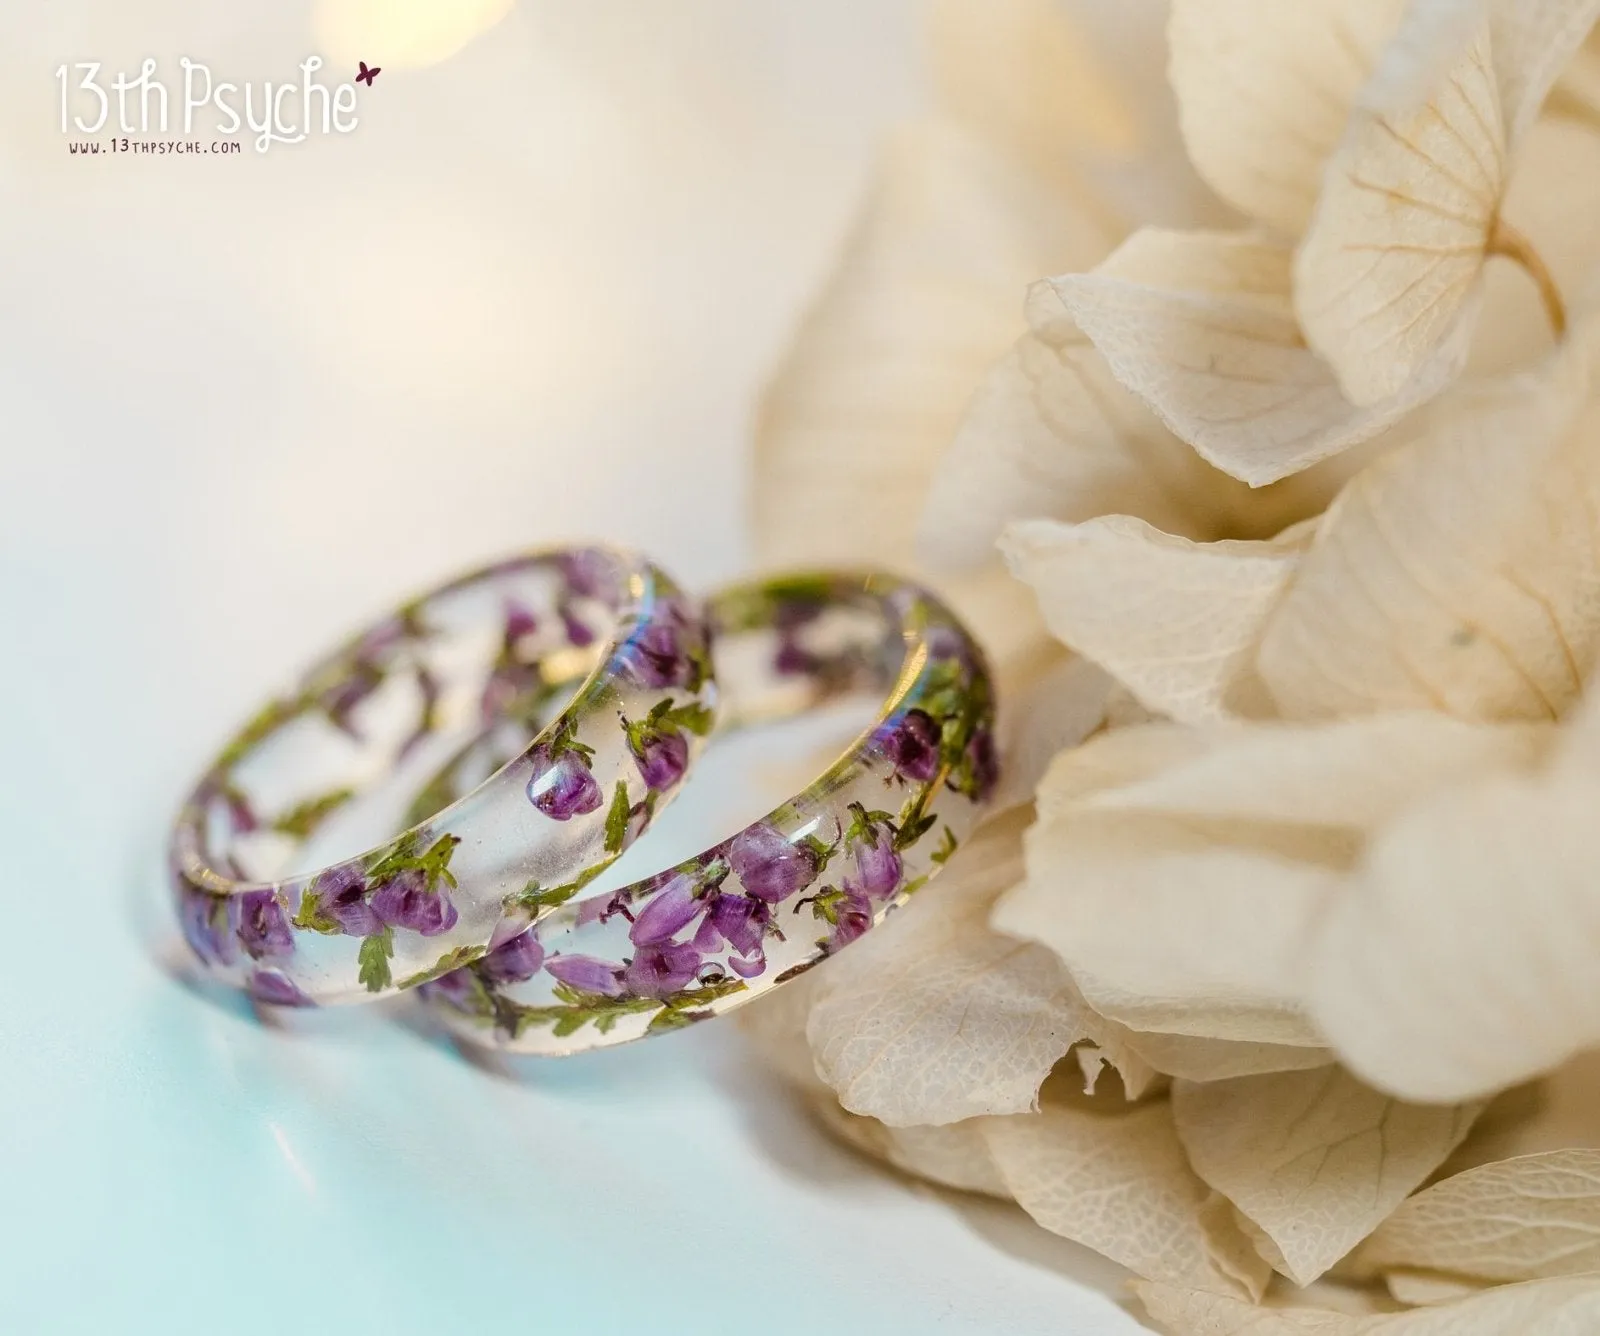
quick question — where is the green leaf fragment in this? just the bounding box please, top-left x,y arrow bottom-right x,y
930,826 -> 959,865
365,831 -> 461,892
357,927 -> 394,993
662,702 -> 714,736
398,943 -> 485,989
291,890 -> 342,935
604,781 -> 631,854
503,855 -> 619,916
271,787 -> 357,840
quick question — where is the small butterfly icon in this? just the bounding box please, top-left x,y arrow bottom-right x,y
356,61 -> 381,86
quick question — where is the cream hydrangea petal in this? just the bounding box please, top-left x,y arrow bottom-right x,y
989,649 -> 1114,813
983,1098 -> 1273,1299
1053,0 -> 1240,228
1257,345 -> 1598,722
1385,1271 -> 1489,1307
1033,721 -> 1216,814
918,326 -> 1216,569
1294,16 -> 1502,407
1468,117 -> 1600,377
917,277 -> 1350,569
1137,1275 -> 1600,1334
1173,1068 -> 1480,1286
1089,714 -> 1552,829
752,121 -> 1112,665
1049,228 -> 1469,485
1352,1150 -> 1600,1284
1001,731 -> 1338,1046
804,813 -> 1126,1126
1001,710 -> 1546,1054
1485,0 -> 1600,143
1123,1031 -> 1335,1083
1307,766 -> 1600,1103
1167,0 -> 1404,234
1001,828 -> 1333,1046
809,1098 -> 1011,1198
928,0 -> 1138,187
1000,513 -> 1308,723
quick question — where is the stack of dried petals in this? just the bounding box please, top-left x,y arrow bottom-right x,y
744,0 -> 1600,1331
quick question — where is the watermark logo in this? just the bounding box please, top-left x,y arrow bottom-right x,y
56,56 -> 371,155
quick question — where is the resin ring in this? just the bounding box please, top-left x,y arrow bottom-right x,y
170,546 -> 716,1007
417,572 -> 997,1054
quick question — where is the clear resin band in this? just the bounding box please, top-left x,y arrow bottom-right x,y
417,572 -> 997,1054
170,547 -> 716,1007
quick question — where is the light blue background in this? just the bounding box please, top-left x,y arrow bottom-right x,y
0,3 -> 1143,1331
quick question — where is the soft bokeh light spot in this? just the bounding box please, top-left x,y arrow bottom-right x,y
313,0 -> 515,71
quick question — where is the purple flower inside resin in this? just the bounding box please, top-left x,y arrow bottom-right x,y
318,661 -> 384,736
479,930 -> 546,986
371,869 -> 460,937
178,883 -> 236,967
622,941 -> 702,998
316,864 -> 379,937
728,822 -> 819,903
628,873 -> 703,946
877,708 -> 942,782
545,953 -> 625,997
617,621 -> 690,690
828,886 -> 875,951
559,549 -> 620,605
852,826 -> 903,899
238,889 -> 294,960
773,634 -> 819,678
417,970 -> 478,1014
249,970 -> 312,1007
560,604 -> 595,648
699,893 -> 770,959
628,727 -> 689,793
222,788 -> 258,835
965,726 -> 1000,802
503,599 -> 539,647
526,745 -> 603,820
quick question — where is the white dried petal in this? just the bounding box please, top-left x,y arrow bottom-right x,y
1296,18 -> 1500,406
805,813 -> 1115,1126
1485,0 -> 1600,143
1137,1275 -> 1600,1334
1167,0 -> 1404,234
809,1098 -> 1011,1199
990,649 -> 1114,813
1004,803 -> 1335,1047
1173,1068 -> 1480,1285
1385,1271 -> 1489,1307
1353,1150 -> 1600,1283
812,1094 -> 1011,1203
1049,229 -> 1470,485
1469,117 -> 1600,377
1124,1031 -> 1335,1083
1001,513 -> 1306,723
1257,346 -> 1598,723
919,327 -> 1218,569
1005,712 -> 1519,1051
983,1099 -> 1273,1299
929,0 -> 1139,181
752,121 -> 1110,664
1032,722 -> 1217,816
1307,766 -> 1600,1103
1088,714 -> 1552,829
1297,1 -> 1600,405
